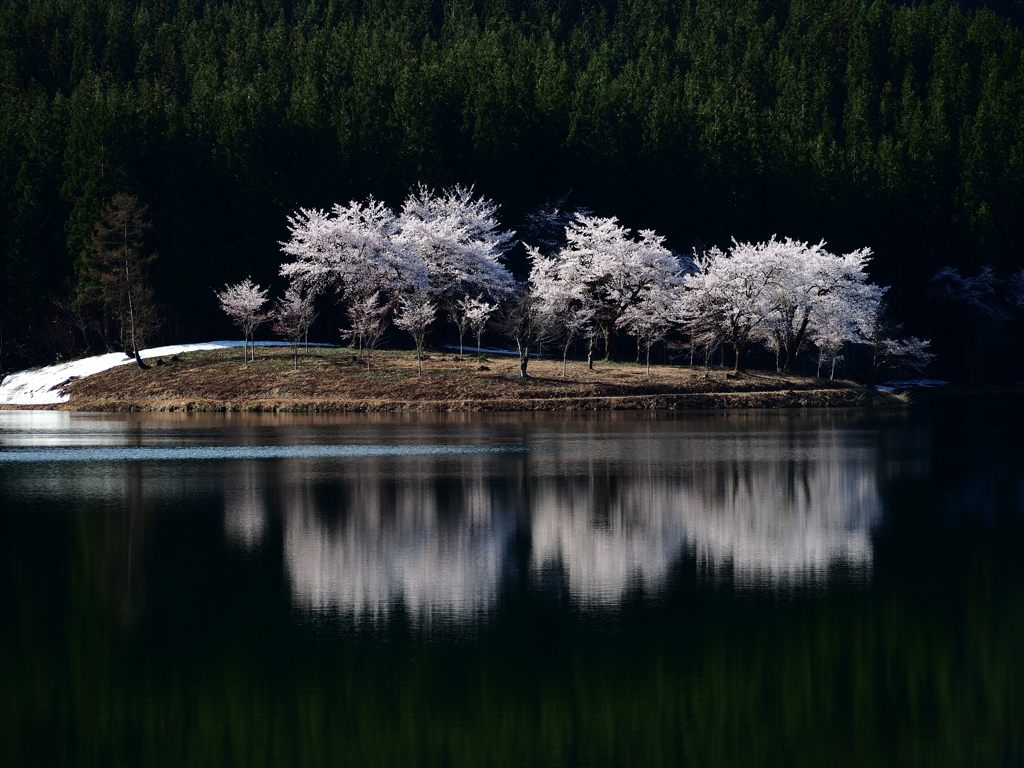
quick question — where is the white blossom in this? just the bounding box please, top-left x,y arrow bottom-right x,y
873,336 -> 935,379
396,184 -> 515,305
343,292 -> 391,370
531,215 -> 684,362
272,283 -> 318,370
678,237 -> 883,374
458,296 -> 496,363
215,277 -> 270,363
394,291 -> 436,377
618,290 -> 676,376
677,241 -> 784,373
280,198 -> 427,304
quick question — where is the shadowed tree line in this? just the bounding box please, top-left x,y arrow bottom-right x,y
2,0 -> 1024,380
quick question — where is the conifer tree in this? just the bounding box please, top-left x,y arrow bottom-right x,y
80,193 -> 158,364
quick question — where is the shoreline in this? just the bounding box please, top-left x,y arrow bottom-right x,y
1,388 -> 893,413
0,346 -> 924,413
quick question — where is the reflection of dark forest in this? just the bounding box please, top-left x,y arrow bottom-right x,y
3,0 -> 1024,379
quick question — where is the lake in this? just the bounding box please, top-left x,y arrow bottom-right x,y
2,404 -> 1022,767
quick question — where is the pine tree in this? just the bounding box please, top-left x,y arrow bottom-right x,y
80,193 -> 158,362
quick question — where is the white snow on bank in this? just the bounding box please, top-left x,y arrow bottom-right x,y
0,341 -> 302,406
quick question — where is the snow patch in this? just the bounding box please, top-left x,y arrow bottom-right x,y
0,341 -> 304,406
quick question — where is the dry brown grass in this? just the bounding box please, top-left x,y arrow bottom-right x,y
52,346 -> 886,412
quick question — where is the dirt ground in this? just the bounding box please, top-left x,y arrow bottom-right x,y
54,346 -> 885,412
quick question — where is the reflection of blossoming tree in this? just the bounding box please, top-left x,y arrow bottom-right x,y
273,423 -> 881,622
281,459 -> 511,619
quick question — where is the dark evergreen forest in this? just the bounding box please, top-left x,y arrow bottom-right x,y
2,0 -> 1024,380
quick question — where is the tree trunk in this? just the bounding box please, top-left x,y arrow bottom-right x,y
517,338 -> 530,378
124,222 -> 138,357
732,342 -> 746,373
784,310 -> 812,373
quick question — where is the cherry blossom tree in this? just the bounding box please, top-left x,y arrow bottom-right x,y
754,238 -> 826,371
931,265 -> 1017,381
216,277 -> 270,363
1010,267 -> 1024,308
458,296 -> 495,363
280,188 -> 512,352
450,295 -> 485,359
805,265 -> 883,378
677,237 -> 883,374
343,292 -> 390,370
931,265 -> 1011,325
397,184 -> 515,329
687,320 -> 726,376
280,198 -> 424,301
497,282 -> 550,378
810,311 -> 850,379
618,291 -> 675,376
528,245 -> 594,376
872,336 -> 935,380
539,215 -> 684,361
272,283 -> 318,370
279,198 -> 426,352
394,290 -> 435,377
756,239 -> 884,372
278,206 -> 337,296
674,258 -> 727,374
677,241 -> 784,373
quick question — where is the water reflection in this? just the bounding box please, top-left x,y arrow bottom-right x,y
1,410 -> 884,616
530,458 -> 877,598
281,459 -> 514,618
223,463 -> 268,551
3,408 -> 1022,768
275,447 -> 878,616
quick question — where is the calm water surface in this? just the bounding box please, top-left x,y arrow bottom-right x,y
2,405 -> 1022,767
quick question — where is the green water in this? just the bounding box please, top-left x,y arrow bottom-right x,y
2,406 -> 1021,767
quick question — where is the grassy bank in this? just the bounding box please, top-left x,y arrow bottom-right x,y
15,346 -> 895,412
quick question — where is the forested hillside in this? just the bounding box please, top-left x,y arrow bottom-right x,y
2,0 -> 1024,380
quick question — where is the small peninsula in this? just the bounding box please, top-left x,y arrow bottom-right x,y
35,346 -> 893,413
